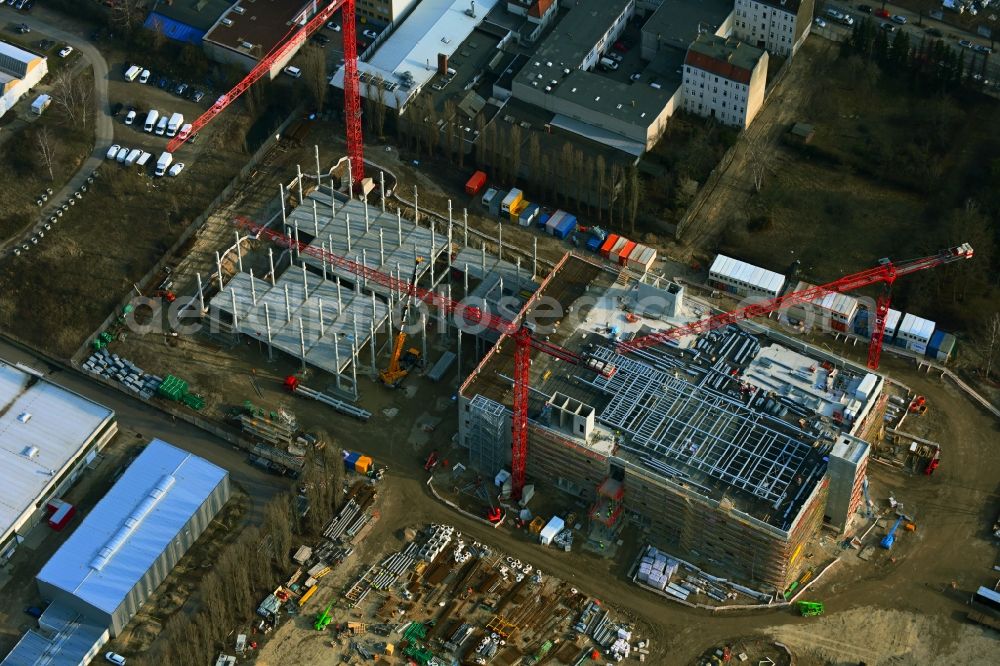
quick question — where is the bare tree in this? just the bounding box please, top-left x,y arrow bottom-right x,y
595,155 -> 607,221
301,46 -> 328,109
509,124 -> 522,184
528,132 -> 541,184
35,128 -> 59,181
264,496 -> 292,566
746,134 -> 767,193
626,165 -> 641,233
475,115 -> 487,167
50,69 -> 93,128
110,0 -> 144,34
981,312 -> 1000,379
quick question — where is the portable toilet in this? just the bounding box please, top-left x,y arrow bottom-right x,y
536,212 -> 550,229
343,451 -> 361,472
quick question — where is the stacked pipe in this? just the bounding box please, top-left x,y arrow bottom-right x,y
323,498 -> 362,540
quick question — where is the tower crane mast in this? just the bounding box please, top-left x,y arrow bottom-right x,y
167,0 -> 365,182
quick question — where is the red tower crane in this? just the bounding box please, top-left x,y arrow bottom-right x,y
236,216 -> 971,497
167,0 -> 365,183
620,243 -> 974,369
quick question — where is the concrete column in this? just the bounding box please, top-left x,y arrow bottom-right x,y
284,284 -> 292,322
215,251 -> 223,288
413,185 -> 419,224
354,261 -> 361,293
516,257 -> 521,290
395,262 -> 402,305
364,196 -> 370,232
463,208 -> 468,247
196,272 -> 205,313
447,217 -> 453,276
314,145 -> 321,188
301,262 -> 309,298
347,157 -> 354,195
312,199 -> 319,237
352,313 -> 359,351
346,213 -> 352,252
481,242 -> 486,274
380,171 -> 386,212
379,228 -> 385,265
336,276 -> 343,312
369,320 -> 376,372
321,241 -> 328,282
421,314 -> 428,365
350,341 -> 358,389
361,248 -> 368,290
397,207 -> 403,245
318,297 -> 325,337
330,183 -> 336,216
293,222 -> 301,261
296,164 -> 303,203
298,316 -> 306,371
464,263 -> 469,297
457,328 -> 462,383
268,248 -> 276,286
249,268 -> 257,305
280,184 -> 287,224
264,302 -> 273,360
235,231 -> 243,272
497,222 -> 503,262
533,237 -> 538,278
230,289 -> 239,330
333,334 -> 342,390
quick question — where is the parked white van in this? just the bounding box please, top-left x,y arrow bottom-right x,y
144,109 -> 159,132
283,66 -> 302,78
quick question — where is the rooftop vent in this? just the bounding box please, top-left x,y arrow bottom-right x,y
22,445 -> 39,458
232,5 -> 245,14
221,17 -> 233,26
17,412 -> 31,423
595,96 -> 600,101
240,40 -> 254,50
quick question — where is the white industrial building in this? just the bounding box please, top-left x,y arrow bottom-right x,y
731,0 -> 814,57
35,440 -> 231,637
707,253 -> 785,299
895,313 -> 936,353
0,41 -> 48,118
329,0 -> 501,111
682,33 -> 768,128
3,440 -> 229,665
0,361 -> 117,566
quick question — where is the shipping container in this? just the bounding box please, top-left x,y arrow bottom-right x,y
481,187 -> 498,206
935,332 -> 956,362
355,455 -> 373,475
608,237 -> 628,262
489,190 -> 505,217
545,210 -> 567,235
501,188 -> 523,214
627,244 -> 656,271
896,312 -> 935,349
708,254 -> 785,298
510,199 -> 528,221
465,170 -> 487,195
552,215 -> 576,240
343,451 -> 361,472
537,212 -> 550,229
599,234 -> 620,258
586,235 -> 602,252
519,203 -> 540,227
614,240 -> 636,265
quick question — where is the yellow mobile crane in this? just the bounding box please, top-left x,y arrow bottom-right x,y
379,263 -> 423,387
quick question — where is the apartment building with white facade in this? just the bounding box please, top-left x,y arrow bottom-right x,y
682,33 -> 767,128
731,0 -> 814,57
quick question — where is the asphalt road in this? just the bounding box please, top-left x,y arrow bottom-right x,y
0,4 -> 114,254
0,337 -> 291,523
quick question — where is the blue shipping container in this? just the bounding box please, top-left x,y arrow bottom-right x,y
553,216 -> 577,240
343,451 -> 361,471
927,330 -> 946,357
537,213 -> 550,229
586,235 -> 602,252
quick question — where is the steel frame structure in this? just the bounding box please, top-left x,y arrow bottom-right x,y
621,244 -> 974,369
167,0 -> 366,182
581,347 -> 819,515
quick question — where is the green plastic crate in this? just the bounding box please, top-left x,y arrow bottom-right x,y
157,375 -> 189,401
182,393 -> 205,410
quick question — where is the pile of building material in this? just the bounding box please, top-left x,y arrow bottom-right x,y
637,547 -> 678,591
418,523 -> 454,561
83,349 -> 163,400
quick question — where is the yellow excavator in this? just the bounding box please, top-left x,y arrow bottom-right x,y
379,263 -> 423,388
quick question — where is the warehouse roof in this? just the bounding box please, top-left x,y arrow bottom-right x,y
203,0 -> 313,57
0,601 -> 108,666
37,440 -> 228,615
641,0 -> 733,52
709,254 -> 785,294
146,0 -> 236,32
897,313 -> 935,341
330,0 -> 500,108
0,362 -> 114,546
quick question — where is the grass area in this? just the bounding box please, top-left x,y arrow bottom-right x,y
719,52 -> 1000,339
0,145 -> 242,358
0,70 -> 96,239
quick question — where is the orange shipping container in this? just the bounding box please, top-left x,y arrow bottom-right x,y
599,234 -> 620,258
355,455 -> 373,474
615,240 -> 637,265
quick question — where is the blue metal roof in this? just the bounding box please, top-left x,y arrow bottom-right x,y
144,12 -> 207,44
0,601 -> 108,666
36,440 -> 228,615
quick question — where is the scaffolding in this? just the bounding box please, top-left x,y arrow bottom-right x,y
580,347 -> 825,529
589,477 -> 624,529
468,395 -> 507,477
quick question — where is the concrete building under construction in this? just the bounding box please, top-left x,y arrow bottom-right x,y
457,255 -> 883,590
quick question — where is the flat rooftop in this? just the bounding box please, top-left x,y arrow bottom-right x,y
461,256 -> 881,530
641,0 -> 733,52
203,0 -> 310,57
37,440 -> 228,615
0,601 -> 108,666
0,362 -> 115,545
330,0 -> 501,108
147,0 -> 236,32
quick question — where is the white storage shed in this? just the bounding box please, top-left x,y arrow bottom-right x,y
708,254 -> 785,299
